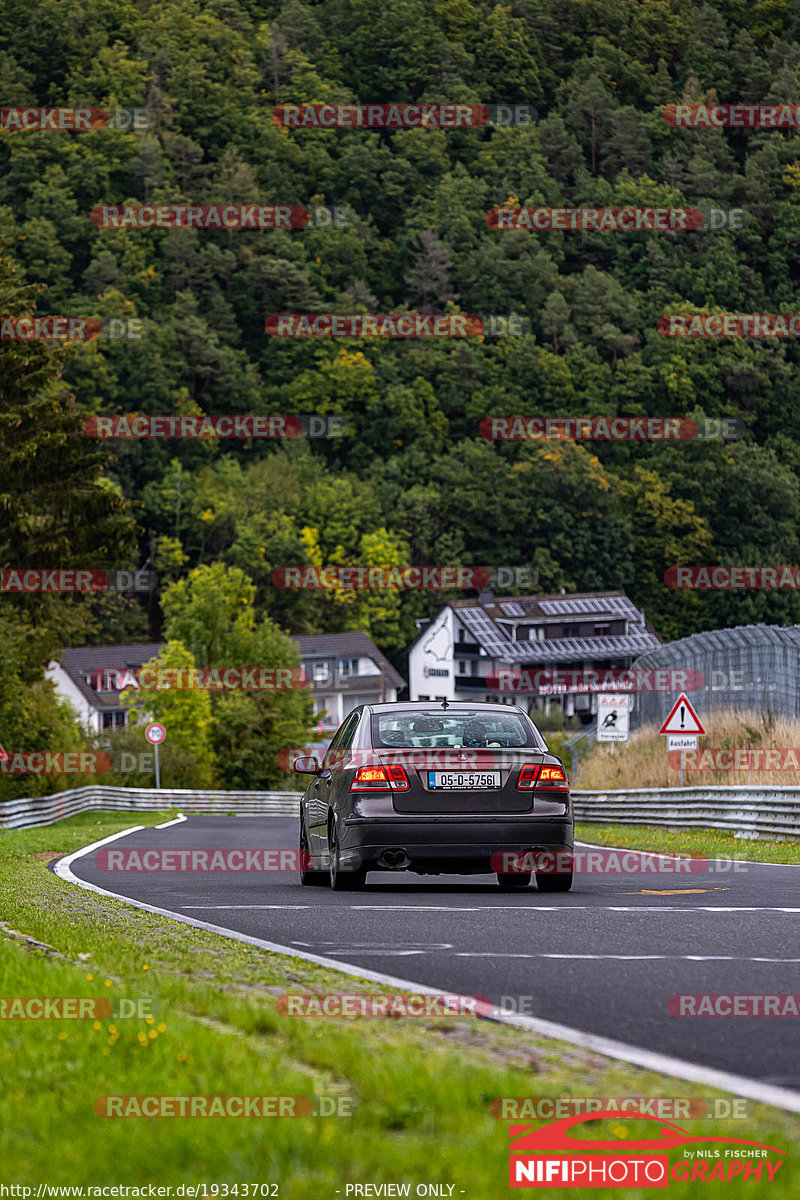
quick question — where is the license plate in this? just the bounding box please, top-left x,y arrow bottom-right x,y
427,771 -> 501,790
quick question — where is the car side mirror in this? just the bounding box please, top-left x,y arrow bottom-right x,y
293,755 -> 321,774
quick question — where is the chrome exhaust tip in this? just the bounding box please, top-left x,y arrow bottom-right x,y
379,849 -> 411,870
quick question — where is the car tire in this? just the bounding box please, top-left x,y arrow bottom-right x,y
299,816 -> 327,886
535,866 -> 574,892
329,819 -> 366,891
496,871 -> 531,889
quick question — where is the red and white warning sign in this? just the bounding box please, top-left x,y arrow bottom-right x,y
659,693 -> 705,736
0,742 -> 7,762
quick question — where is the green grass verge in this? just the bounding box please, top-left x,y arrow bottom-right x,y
576,823 -> 800,864
0,812 -> 798,1194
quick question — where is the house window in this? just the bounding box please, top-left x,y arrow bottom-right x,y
102,711 -> 126,729
338,658 -> 358,679
595,623 -> 610,636
418,694 -> 430,701
457,660 -> 467,674
312,661 -> 329,683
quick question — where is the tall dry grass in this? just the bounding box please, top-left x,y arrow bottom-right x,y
575,709 -> 800,790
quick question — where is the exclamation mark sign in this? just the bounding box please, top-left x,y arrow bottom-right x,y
680,704 -> 685,729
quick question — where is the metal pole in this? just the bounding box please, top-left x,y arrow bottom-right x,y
154,741 -> 161,790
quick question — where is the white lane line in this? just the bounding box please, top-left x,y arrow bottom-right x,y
182,905 -> 315,910
177,904 -> 800,912
154,813 -> 187,829
574,840 -> 799,870
452,953 -> 800,962
54,829 -> 800,1114
320,949 -> 429,957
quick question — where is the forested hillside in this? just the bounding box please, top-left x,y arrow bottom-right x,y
4,0 -> 800,788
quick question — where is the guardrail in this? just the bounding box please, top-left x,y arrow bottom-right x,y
0,786 -> 301,830
1,785 -> 798,839
572,786 -> 800,840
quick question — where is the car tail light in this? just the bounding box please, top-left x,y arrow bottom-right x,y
516,763 -> 569,791
538,764 -> 569,789
385,763 -> 410,791
350,764 -> 410,792
350,766 -> 390,791
516,764 -> 539,790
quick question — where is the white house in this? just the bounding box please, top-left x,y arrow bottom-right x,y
406,590 -> 661,721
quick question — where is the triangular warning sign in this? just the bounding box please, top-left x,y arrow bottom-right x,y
0,742 -> 7,762
659,693 -> 705,736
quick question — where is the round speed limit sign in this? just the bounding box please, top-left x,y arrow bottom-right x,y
144,723 -> 166,746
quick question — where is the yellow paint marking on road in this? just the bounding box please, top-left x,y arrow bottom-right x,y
622,888 -> 731,895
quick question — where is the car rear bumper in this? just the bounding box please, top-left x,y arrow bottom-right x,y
339,815 -> 574,874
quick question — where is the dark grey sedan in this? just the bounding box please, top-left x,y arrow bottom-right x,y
293,701 -> 574,891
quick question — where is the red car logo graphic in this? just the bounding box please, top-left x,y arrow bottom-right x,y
510,1110 -> 785,1155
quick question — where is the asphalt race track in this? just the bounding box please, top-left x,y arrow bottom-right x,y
62,814 -> 800,1097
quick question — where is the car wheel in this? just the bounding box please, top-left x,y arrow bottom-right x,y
329,819 -> 366,891
535,866 -> 574,892
299,816 -> 327,886
496,871 -> 531,889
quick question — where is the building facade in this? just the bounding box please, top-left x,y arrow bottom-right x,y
290,632 -> 405,736
407,591 -> 660,721
49,634 -> 404,736
46,643 -> 163,732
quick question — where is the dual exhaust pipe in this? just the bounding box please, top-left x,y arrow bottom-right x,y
378,848 -> 411,870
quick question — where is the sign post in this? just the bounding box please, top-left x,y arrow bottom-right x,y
144,722 -> 166,789
597,694 -> 631,755
659,694 -> 705,788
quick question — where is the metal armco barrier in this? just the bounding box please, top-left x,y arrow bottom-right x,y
2,785 -> 798,839
572,786 -> 800,840
0,786 -> 302,830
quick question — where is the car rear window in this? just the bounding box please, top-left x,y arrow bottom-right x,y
371,710 -> 543,749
